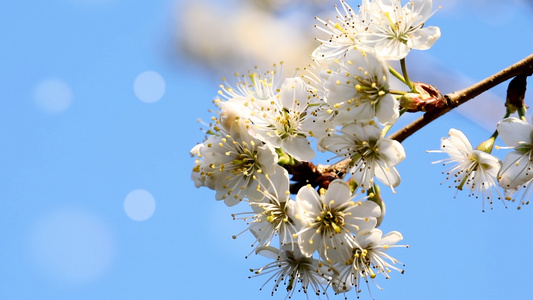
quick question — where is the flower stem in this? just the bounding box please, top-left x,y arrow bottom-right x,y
401,58 -> 414,91
389,66 -> 407,85
368,183 -> 385,226
390,89 -> 407,95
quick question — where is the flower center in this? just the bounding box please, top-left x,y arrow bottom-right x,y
231,148 -> 259,176
274,109 -> 303,139
264,201 -> 292,226
317,205 -> 345,234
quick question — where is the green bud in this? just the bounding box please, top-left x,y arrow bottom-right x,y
475,136 -> 496,154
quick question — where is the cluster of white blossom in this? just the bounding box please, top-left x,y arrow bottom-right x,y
188,0 -> 528,298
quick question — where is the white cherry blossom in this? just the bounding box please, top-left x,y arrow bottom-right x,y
312,0 -> 372,61
497,117 -> 533,207
324,47 -> 399,125
320,121 -> 406,191
246,77 -> 316,161
295,179 -> 381,264
362,0 -> 441,60
332,228 -> 406,296
430,128 -> 503,211
239,167 -> 300,249
190,123 -> 280,206
251,243 -> 332,299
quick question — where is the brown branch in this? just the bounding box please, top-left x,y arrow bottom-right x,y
389,53 -> 533,143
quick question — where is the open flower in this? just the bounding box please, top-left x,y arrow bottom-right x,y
190,123 -> 280,206
217,71 -> 315,161
237,167 -> 300,249
320,121 -> 405,191
362,0 -> 441,60
332,228 -> 406,296
497,117 -> 533,207
246,77 -> 316,161
312,0 -> 372,61
324,47 -> 399,125
430,128 -> 503,211
295,179 -> 381,264
251,243 -> 332,299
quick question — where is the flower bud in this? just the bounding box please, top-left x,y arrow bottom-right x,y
505,75 -> 527,113
475,136 -> 496,153
400,82 -> 446,112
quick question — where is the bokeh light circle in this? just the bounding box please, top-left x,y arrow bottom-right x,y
34,78 -> 73,114
124,189 -> 156,221
133,71 -> 166,103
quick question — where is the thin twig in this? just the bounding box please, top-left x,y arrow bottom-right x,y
389,53 -> 533,143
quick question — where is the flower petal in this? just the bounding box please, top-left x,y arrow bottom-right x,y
282,136 -> 315,161
408,26 -> 441,50
498,151 -> 533,189
324,180 -> 351,206
497,117 -> 533,146
376,93 -> 399,125
298,227 -> 321,257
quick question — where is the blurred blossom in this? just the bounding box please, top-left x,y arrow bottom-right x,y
174,0 -> 317,75
250,0 -> 331,11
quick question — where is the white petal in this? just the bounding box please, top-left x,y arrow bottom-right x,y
379,230 -> 404,247
325,74 -> 356,104
265,166 -> 290,200
282,136 -> 315,161
349,201 -> 380,229
298,227 -> 321,257
374,38 -> 410,60
374,161 -> 402,188
409,0 -> 434,21
376,93 -> 399,125
295,185 -> 322,219
255,245 -> 281,259
354,229 -> 382,248
408,26 -> 441,50
324,180 -> 351,206
497,117 -> 533,146
442,128 -> 473,159
376,139 -> 406,167
256,144 -> 278,174
498,151 -> 533,189
279,77 -> 309,110
311,43 -> 351,62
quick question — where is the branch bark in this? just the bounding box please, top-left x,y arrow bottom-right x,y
389,53 -> 533,143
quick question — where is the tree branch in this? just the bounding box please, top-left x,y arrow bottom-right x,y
389,53 -> 533,143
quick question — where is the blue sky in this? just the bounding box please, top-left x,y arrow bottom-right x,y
1,0 -> 533,299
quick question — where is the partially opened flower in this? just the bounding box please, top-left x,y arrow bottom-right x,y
251,243 -> 332,299
430,128 -> 503,211
295,179 -> 381,264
